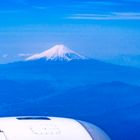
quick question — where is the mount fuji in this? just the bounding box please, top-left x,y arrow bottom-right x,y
26,44 -> 87,61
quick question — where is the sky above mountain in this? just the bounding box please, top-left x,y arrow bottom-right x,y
0,0 -> 140,64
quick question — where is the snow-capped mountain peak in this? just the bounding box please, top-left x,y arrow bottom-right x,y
26,44 -> 87,61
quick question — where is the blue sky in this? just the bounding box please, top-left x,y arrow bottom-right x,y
0,0 -> 140,63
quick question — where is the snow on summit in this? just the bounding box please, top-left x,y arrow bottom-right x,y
26,44 -> 87,61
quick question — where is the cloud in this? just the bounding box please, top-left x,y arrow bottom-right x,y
67,12 -> 140,20
31,6 -> 47,10
2,54 -> 8,58
18,53 -> 32,57
81,1 -> 122,6
65,0 -> 140,20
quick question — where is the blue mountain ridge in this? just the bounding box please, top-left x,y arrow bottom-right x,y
0,59 -> 140,140
0,59 -> 140,86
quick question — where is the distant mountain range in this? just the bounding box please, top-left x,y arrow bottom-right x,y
104,54 -> 140,68
0,47 -> 140,86
0,44 -> 140,140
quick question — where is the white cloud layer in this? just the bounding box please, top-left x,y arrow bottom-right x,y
67,12 -> 140,20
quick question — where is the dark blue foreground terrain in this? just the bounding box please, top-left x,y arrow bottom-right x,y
0,60 -> 140,140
